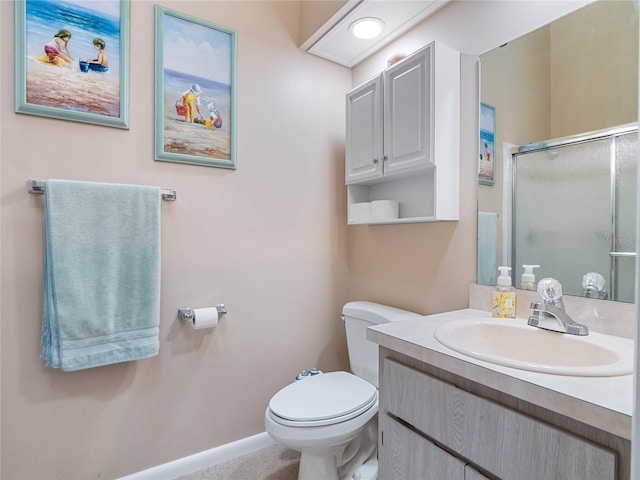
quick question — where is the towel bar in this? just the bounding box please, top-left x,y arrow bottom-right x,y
27,179 -> 177,201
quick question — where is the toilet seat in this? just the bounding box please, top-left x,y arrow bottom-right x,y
269,394 -> 377,427
268,371 -> 377,427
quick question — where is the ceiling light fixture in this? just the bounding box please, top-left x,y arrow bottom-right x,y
349,17 -> 385,40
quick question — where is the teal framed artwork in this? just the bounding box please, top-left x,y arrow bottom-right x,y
15,0 -> 130,129
479,103 -> 495,186
154,6 -> 237,169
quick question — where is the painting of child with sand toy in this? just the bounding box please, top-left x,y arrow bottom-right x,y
155,6 -> 236,169
206,102 -> 223,129
80,37 -> 109,72
175,95 -> 223,131
16,0 -> 129,129
177,84 -> 203,123
44,29 -> 74,66
79,37 -> 109,73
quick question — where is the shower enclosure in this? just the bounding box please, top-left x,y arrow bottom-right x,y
512,124 -> 638,302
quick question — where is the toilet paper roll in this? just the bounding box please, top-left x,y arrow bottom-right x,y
371,200 -> 400,220
191,307 -> 219,330
349,202 -> 371,222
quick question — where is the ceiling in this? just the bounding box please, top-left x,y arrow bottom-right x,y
307,0 -> 450,68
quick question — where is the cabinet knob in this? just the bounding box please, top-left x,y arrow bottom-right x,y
383,155 -> 388,162
372,158 -> 378,164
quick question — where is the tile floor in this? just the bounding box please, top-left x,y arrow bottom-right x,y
175,444 -> 300,480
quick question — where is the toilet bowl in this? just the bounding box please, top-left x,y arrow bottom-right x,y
265,302 -> 423,480
264,371 -> 378,480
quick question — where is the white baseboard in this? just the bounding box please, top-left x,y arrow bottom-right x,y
118,432 -> 276,480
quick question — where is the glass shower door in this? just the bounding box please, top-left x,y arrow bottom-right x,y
612,132 -> 637,302
512,128 -> 637,301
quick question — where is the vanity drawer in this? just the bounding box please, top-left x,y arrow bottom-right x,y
380,413 -> 467,479
381,357 -> 617,480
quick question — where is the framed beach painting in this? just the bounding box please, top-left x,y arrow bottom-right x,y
154,6 -> 237,169
15,0 -> 129,129
479,103 -> 496,186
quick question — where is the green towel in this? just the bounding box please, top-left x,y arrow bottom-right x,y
42,179 -> 161,371
477,211 -> 498,286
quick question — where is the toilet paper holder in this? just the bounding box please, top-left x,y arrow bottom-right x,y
178,304 -> 228,321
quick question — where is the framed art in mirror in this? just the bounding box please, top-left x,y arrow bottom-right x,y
479,103 -> 495,185
154,6 -> 237,169
15,0 -> 129,129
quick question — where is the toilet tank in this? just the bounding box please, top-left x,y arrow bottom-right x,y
342,301 -> 422,388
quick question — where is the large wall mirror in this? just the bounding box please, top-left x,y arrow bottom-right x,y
477,0 -> 638,302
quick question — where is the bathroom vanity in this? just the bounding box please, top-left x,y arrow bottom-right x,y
368,309 -> 632,480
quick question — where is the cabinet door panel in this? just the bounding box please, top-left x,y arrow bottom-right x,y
465,465 -> 491,480
380,414 -> 465,480
382,358 -> 617,480
346,76 -> 383,184
384,46 -> 432,176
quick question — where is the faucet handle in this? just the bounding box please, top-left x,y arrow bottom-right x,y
582,272 -> 607,299
537,277 -> 563,305
583,272 -> 605,290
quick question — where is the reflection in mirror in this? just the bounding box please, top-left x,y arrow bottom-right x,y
477,0 -> 638,302
513,125 -> 637,301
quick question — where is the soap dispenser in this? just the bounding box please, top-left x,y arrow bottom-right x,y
521,265 -> 540,291
492,266 -> 516,318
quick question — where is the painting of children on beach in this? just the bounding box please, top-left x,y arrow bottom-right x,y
479,103 -> 496,185
15,0 -> 128,129
155,6 -> 236,169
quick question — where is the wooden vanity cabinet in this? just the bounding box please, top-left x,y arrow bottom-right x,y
378,348 -> 629,480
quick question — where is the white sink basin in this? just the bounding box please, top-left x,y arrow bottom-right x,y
434,317 -> 634,376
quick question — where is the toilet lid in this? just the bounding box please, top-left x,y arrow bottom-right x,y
269,371 -> 377,425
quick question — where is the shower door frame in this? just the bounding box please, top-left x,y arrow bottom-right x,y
511,123 -> 638,301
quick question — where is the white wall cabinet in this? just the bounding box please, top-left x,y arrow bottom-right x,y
379,354 -> 623,480
345,41 -> 460,224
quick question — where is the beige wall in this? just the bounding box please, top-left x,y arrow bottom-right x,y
478,26 -> 552,257
351,1 -> 591,84
0,0 -> 601,478
550,0 -> 638,137
1,1 -> 351,478
298,0 -> 349,47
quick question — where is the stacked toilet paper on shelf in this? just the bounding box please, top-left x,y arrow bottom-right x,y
349,200 -> 400,222
371,200 -> 399,220
349,202 -> 371,222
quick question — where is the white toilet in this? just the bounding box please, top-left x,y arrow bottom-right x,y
264,301 -> 422,480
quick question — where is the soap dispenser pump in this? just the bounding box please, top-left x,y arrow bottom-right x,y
492,266 -> 516,318
521,265 -> 540,291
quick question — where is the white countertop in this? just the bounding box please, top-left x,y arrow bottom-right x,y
367,308 -> 633,440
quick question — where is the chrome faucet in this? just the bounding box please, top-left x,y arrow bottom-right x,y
528,278 -> 589,336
